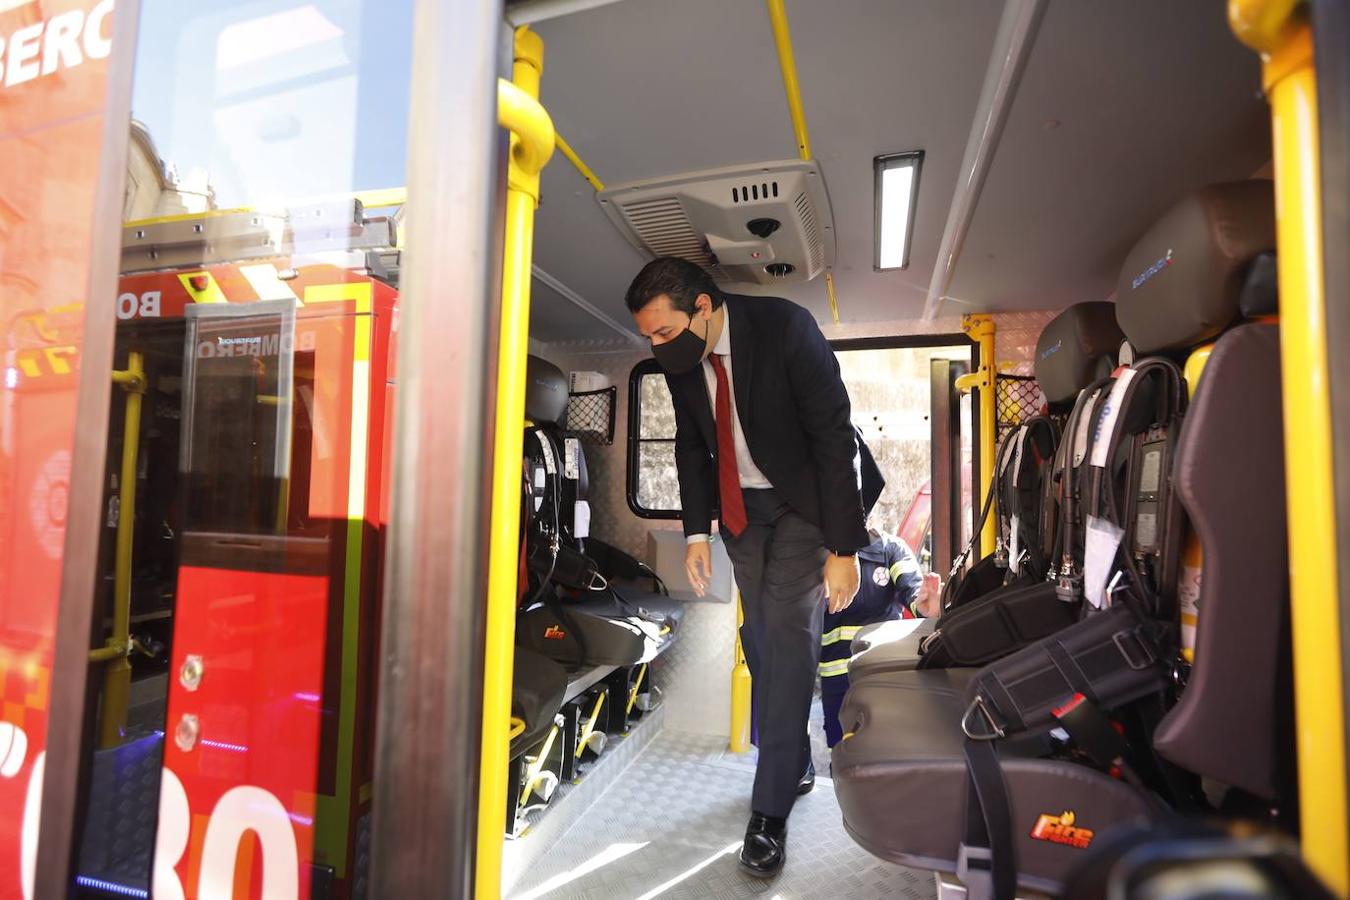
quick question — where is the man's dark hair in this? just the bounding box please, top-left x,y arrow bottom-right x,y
624,256 -> 725,315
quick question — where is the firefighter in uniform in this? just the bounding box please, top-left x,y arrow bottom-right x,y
818,530 -> 938,747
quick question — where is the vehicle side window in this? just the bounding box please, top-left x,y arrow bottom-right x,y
627,359 -> 681,518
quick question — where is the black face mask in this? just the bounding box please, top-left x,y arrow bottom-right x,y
651,314 -> 709,375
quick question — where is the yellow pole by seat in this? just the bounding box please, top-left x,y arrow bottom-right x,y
960,315 -> 997,559
478,25 -> 555,900
1230,3 -> 1347,892
730,588 -> 753,753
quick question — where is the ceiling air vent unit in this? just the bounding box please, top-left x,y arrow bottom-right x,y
597,159 -> 835,286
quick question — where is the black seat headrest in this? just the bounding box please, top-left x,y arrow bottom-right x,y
1116,181 -> 1275,353
1033,302 -> 1124,410
1238,250 -> 1279,318
526,355 -> 569,425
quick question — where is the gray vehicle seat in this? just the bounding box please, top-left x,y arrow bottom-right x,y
846,299 -> 1121,681
833,181 -> 1280,897
518,355 -> 682,668
1153,321 -> 1291,804
832,669 -> 1156,896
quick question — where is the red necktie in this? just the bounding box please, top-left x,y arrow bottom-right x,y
708,354 -> 748,536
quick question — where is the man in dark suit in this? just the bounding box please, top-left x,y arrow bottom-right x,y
626,256 -> 868,878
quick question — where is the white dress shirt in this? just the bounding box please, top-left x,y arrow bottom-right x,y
688,310 -> 773,544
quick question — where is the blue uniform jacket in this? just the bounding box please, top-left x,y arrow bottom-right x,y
819,533 -> 924,680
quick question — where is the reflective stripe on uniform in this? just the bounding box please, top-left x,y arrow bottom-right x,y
821,624 -> 863,647
890,558 -> 920,582
818,658 -> 851,678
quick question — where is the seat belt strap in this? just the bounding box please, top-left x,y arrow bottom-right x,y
959,739 -> 1017,900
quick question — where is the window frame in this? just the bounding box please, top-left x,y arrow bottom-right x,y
626,357 -> 682,519
624,333 -> 983,535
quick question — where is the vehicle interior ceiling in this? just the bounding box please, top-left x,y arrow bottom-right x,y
518,0 -> 1271,548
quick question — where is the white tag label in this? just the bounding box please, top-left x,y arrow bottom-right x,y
1011,427 -> 1027,487
1073,388 -> 1102,467
1084,515 -> 1125,609
573,499 -> 591,539
1090,368 -> 1137,468
532,469 -> 545,512
1009,514 -> 1022,574
564,437 -> 581,481
534,431 -> 556,475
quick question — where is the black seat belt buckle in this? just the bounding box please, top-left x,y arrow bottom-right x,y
1053,692 -> 1130,777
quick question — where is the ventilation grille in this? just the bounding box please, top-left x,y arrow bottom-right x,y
731,181 -> 780,204
794,192 -> 825,272
597,159 -> 833,285
619,196 -> 727,278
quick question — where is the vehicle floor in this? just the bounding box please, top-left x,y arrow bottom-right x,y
507,719 -> 935,900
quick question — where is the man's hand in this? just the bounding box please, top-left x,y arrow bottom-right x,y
823,553 -> 860,614
915,572 -> 942,618
685,541 -> 713,597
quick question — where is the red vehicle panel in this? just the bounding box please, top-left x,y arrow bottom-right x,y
85,261 -> 398,897
0,2 -> 120,895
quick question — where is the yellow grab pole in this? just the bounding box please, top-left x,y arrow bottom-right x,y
1230,7 -> 1347,890
766,0 -> 812,161
730,588 -> 753,753
555,133 -> 605,192
765,0 -> 843,324
961,315 -> 997,558
96,351 -> 145,747
824,272 -> 840,325
478,25 -> 555,900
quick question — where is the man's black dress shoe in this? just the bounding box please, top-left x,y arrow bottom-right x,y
739,812 -> 787,878
797,760 -> 815,795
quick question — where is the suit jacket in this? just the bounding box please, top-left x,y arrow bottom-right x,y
665,293 -> 871,555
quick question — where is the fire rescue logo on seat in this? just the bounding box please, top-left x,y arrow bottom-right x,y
1030,810 -> 1094,849
871,566 -> 889,587
544,625 -> 566,640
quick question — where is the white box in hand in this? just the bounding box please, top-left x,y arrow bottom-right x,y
647,529 -> 732,603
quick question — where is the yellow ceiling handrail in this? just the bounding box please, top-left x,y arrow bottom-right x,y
766,0 -> 812,161
555,133 -> 605,192
766,0 -> 842,324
